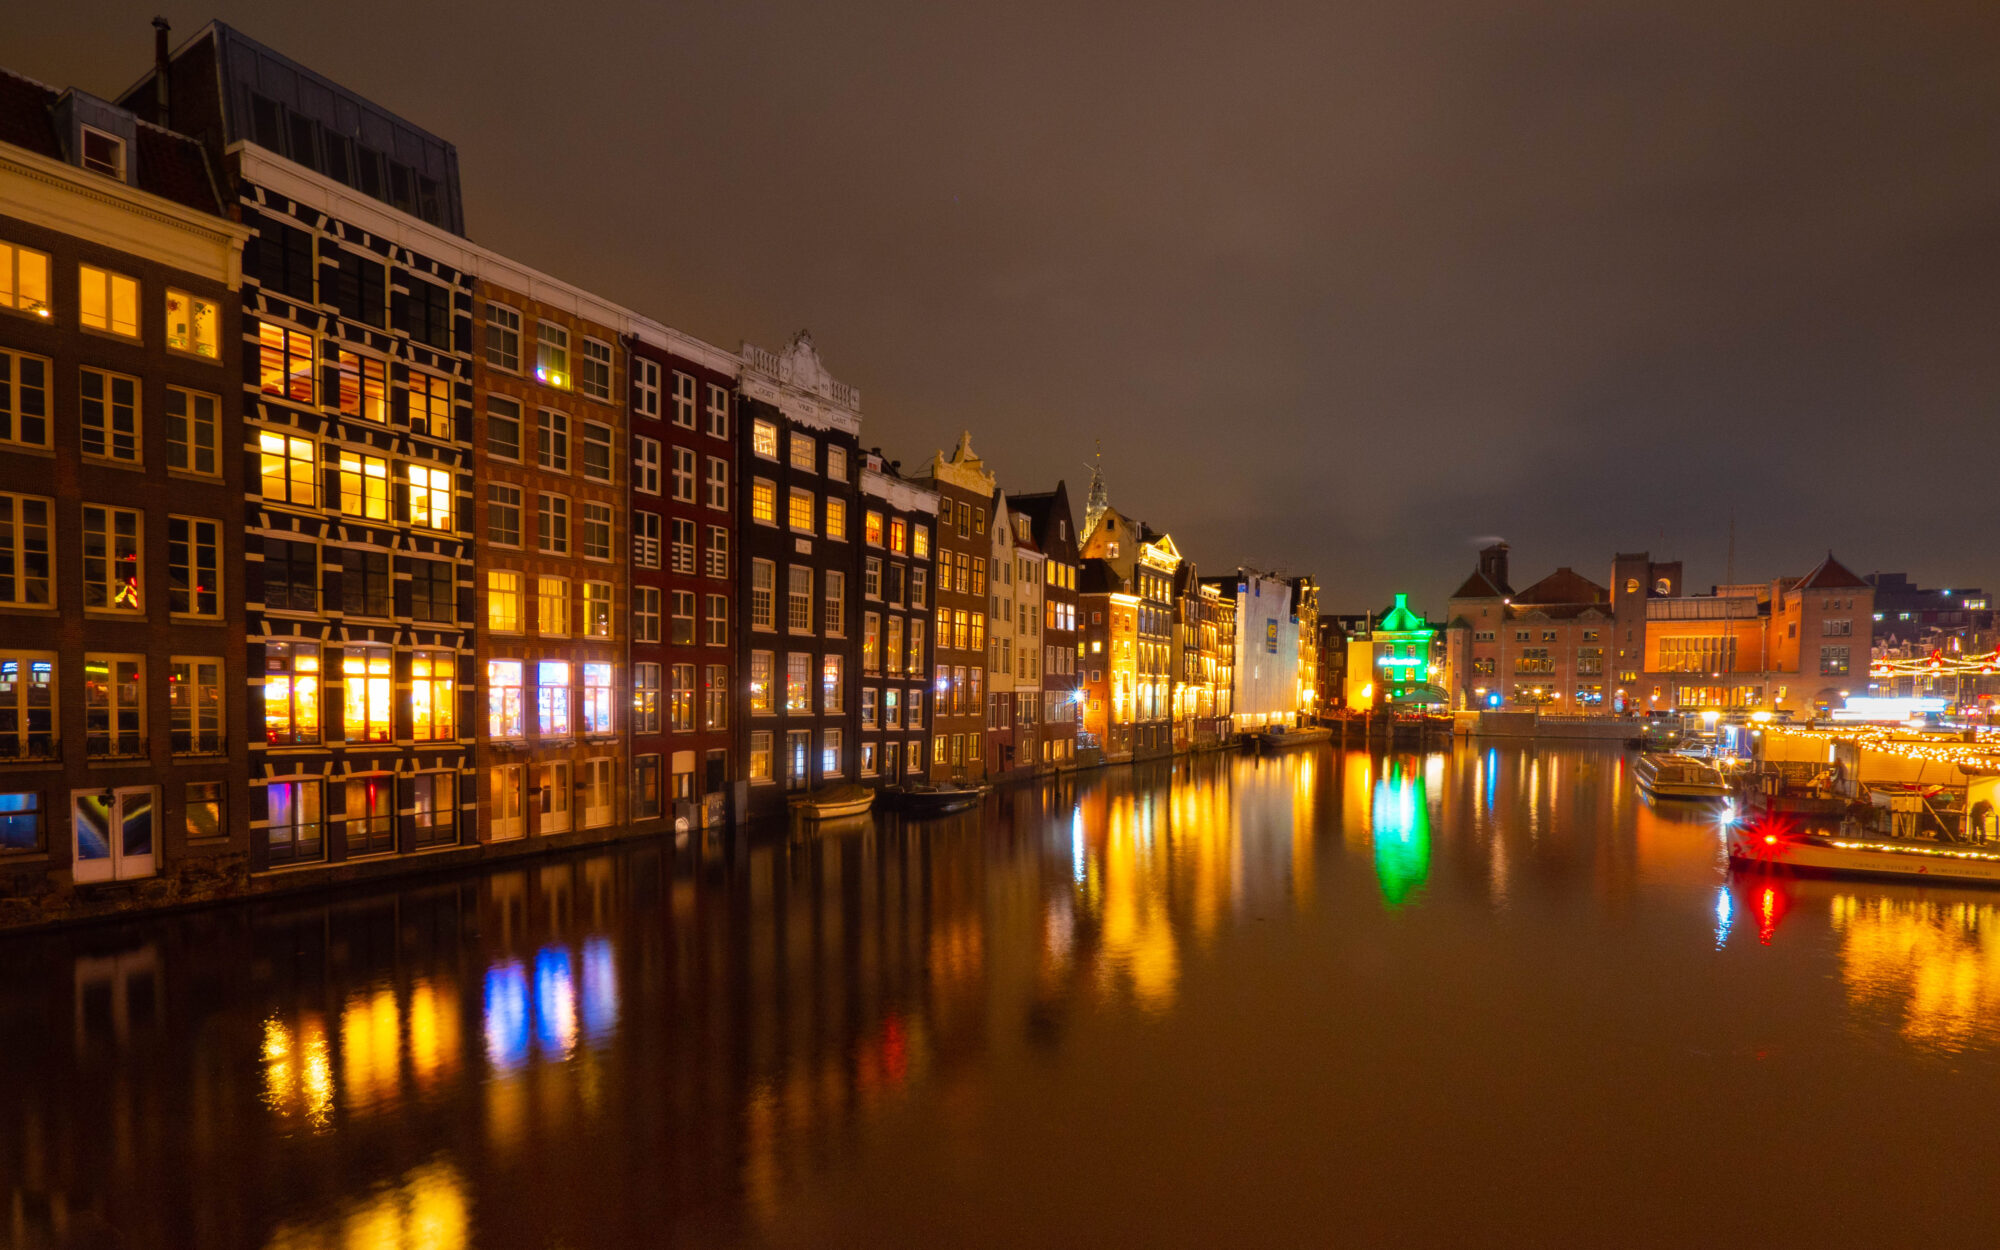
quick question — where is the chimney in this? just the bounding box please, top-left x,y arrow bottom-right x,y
1478,542 -> 1510,594
152,17 -> 171,127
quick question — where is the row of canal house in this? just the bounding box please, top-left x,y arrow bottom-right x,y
0,21 -> 1316,923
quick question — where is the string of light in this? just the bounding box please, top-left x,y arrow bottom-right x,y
1766,723 -> 2000,771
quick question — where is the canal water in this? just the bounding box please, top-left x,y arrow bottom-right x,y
4,742 -> 1997,1247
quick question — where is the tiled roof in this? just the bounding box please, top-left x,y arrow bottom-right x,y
0,68 -> 222,216
1797,552 -> 1870,590
1450,570 -> 1508,599
1514,566 -> 1608,606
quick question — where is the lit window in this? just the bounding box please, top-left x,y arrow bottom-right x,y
264,641 -> 321,745
339,452 -> 390,520
167,516 -> 220,617
342,646 -> 393,743
583,581 -> 612,637
263,779 -> 324,866
537,661 -> 572,738
889,518 -> 907,554
535,322 -> 570,388
79,368 -> 141,463
0,349 -> 49,449
168,657 -> 223,755
866,512 -> 884,546
825,496 -> 847,541
788,488 -> 815,534
752,418 -> 778,459
750,652 -> 774,714
752,479 -> 777,525
82,505 -> 142,613
822,727 -> 843,777
750,730 -> 773,781
408,463 -> 453,530
633,663 -> 661,733
0,242 -> 52,316
785,653 -> 811,713
583,662 -> 614,735
824,570 -> 846,636
407,373 -> 452,437
0,652 -> 55,760
487,659 -> 524,739
82,655 -> 144,758
822,655 -> 844,714
826,446 -> 847,483
488,571 -> 523,632
670,664 -> 695,732
412,650 -> 454,741
538,575 -> 569,636
79,265 -> 138,338
165,289 -> 219,358
790,433 -> 816,473
257,322 -> 314,403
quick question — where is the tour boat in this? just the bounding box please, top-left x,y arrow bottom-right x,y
788,784 -> 877,821
1634,753 -> 1731,801
1250,725 -> 1333,753
1728,830 -> 2000,887
880,782 -> 988,816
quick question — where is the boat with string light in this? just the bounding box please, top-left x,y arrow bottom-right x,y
1727,827 -> 2000,887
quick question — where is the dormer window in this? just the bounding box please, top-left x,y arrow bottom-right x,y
80,127 -> 125,180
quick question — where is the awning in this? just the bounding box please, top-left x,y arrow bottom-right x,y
1384,683 -> 1450,707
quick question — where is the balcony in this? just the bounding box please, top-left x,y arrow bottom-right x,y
172,730 -> 228,756
87,732 -> 147,761
0,734 -> 59,763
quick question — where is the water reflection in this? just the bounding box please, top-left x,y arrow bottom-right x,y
9,743 -> 2000,1248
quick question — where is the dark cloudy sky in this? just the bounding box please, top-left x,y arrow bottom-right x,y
22,2 -> 2000,609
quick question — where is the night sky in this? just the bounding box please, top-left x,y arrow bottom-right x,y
21,2 -> 2000,609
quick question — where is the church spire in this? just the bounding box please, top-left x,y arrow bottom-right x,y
1083,440 -> 1108,540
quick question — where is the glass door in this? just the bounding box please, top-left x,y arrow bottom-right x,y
785,731 -> 810,791
490,765 -> 524,842
71,787 -> 156,883
539,761 -> 572,834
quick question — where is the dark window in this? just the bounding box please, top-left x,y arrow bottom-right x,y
340,549 -> 392,618
417,176 -> 442,227
388,162 -> 415,214
250,94 -> 285,151
357,149 -> 385,199
287,113 -> 320,172
411,559 -> 455,623
396,276 -> 453,351
323,132 -> 356,186
410,773 -> 456,849
328,249 -> 387,327
262,538 -> 319,613
251,216 -> 315,302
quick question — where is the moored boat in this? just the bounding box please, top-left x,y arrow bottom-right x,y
1635,752 -> 1730,800
1250,725 -> 1333,753
880,782 -> 987,816
1728,829 -> 2000,887
788,784 -> 876,820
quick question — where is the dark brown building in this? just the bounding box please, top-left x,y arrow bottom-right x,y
0,69 -> 250,910
1008,482 -> 1082,770
626,320 -> 739,831
735,333 -> 863,818
857,456 -> 937,788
